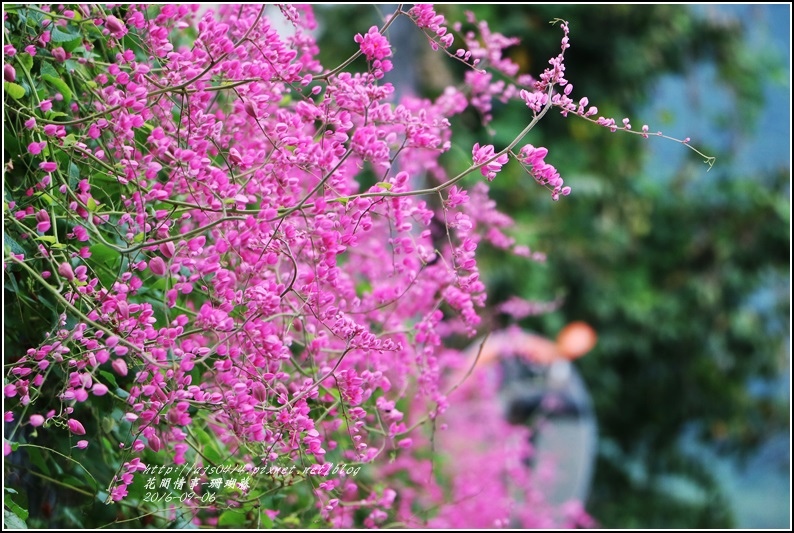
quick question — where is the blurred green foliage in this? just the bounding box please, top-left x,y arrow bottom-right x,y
316,4 -> 789,528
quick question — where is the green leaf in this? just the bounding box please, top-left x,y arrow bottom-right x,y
61,134 -> 77,148
68,162 -> 80,186
24,9 -> 44,28
218,510 -> 246,527
63,58 -> 82,72
101,416 -> 115,433
39,61 -> 58,79
3,509 -> 27,529
40,62 -> 72,104
25,446 -> 51,476
86,243 -> 123,288
35,192 -> 55,206
4,232 -> 27,257
259,513 -> 274,529
62,506 -> 85,528
50,25 -> 80,43
192,427 -> 224,465
99,370 -> 119,390
61,475 -> 91,492
17,52 -> 34,74
280,514 -> 301,527
4,82 -> 26,99
5,498 -> 28,520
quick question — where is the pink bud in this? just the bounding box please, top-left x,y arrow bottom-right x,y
3,63 -> 15,82
67,419 -> 86,435
244,100 -> 257,118
112,358 -> 128,377
148,256 -> 167,276
75,440 -> 89,449
28,142 -> 46,155
35,209 -> 51,233
188,236 -> 205,252
159,241 -> 175,258
228,147 -> 243,165
29,414 -> 45,427
74,388 -> 89,402
51,47 -> 67,62
105,15 -> 127,38
252,382 -> 267,403
39,161 -> 57,173
92,383 -> 109,396
58,262 -> 75,281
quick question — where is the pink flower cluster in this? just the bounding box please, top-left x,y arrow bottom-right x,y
354,26 -> 393,78
0,4 -> 627,528
354,26 -> 391,61
519,144 -> 571,200
472,143 -> 509,181
407,4 -> 454,50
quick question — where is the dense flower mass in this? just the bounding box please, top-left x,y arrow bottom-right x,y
2,3 -> 700,529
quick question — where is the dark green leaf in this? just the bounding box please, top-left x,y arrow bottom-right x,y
99,371 -> 119,390
4,232 -> 27,257
68,162 -> 80,186
49,25 -> 80,44
24,446 -> 51,476
43,70 -> 73,103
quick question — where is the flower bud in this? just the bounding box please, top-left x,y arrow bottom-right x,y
3,63 -> 16,82
67,418 -> 86,435
105,15 -> 127,38
148,256 -> 167,276
58,262 -> 75,281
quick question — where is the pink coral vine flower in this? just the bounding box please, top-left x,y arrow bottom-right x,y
472,143 -> 509,181
104,15 -> 127,39
67,419 -> 86,435
354,26 -> 392,61
0,4 -> 698,528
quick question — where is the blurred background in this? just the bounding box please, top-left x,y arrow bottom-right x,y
316,4 -> 791,528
